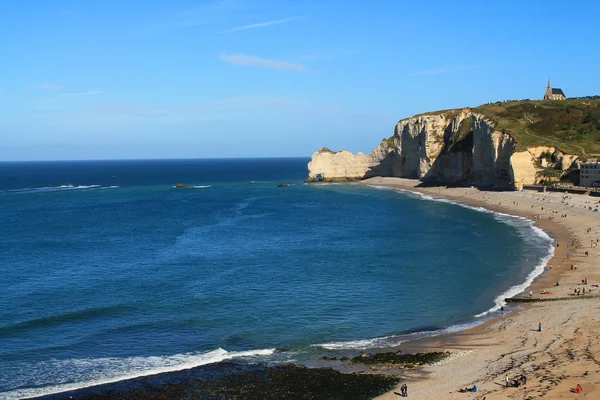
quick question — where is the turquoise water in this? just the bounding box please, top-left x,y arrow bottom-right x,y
0,159 -> 552,399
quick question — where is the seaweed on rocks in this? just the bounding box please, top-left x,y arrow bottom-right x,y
350,351 -> 451,367
29,361 -> 399,400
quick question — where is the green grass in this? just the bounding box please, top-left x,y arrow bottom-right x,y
474,99 -> 600,156
383,136 -> 395,149
385,99 -> 600,158
317,147 -> 336,154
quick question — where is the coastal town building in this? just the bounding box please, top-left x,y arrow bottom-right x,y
543,80 -> 566,100
579,161 -> 600,187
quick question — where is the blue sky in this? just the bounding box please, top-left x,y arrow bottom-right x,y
1,0 -> 599,161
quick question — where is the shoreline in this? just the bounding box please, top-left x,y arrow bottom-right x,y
362,177 -> 600,399
16,177 -> 600,399
364,180 -> 560,303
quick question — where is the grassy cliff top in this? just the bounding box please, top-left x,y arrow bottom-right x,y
474,99 -> 600,156
394,99 -> 600,157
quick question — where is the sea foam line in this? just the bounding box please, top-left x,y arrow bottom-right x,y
2,184 -> 111,194
317,185 -> 554,353
315,320 -> 485,351
368,184 -> 554,318
1,348 -> 275,400
311,183 -> 552,353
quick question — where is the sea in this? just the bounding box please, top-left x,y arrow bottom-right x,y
0,158 -> 553,399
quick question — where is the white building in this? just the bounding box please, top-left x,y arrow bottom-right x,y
580,162 -> 600,187
543,80 -> 566,100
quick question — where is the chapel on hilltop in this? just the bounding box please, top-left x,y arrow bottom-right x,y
543,80 -> 566,100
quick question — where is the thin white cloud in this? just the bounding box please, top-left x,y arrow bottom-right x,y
407,64 -> 485,76
58,90 -> 104,97
29,82 -> 62,90
221,16 -> 303,33
219,53 -> 307,72
145,0 -> 249,33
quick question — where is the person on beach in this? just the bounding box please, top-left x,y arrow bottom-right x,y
538,322 -> 542,332
400,383 -> 407,397
571,384 -> 583,393
505,375 -> 509,387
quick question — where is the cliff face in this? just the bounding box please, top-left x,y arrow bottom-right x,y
307,110 -> 578,187
306,144 -> 393,182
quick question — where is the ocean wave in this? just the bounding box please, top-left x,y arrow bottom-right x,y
0,305 -> 135,336
315,320 -> 485,351
1,347 -> 275,400
367,184 -> 555,318
1,184 -> 114,194
191,185 -> 211,189
316,336 -> 400,350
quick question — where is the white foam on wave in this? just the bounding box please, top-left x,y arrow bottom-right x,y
474,227 -> 554,317
191,185 -> 211,189
317,336 -> 395,350
316,320 -> 484,351
55,184 -> 101,190
1,347 -> 275,400
367,184 -> 555,318
4,184 -> 106,194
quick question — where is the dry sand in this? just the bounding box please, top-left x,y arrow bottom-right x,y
360,177 -> 600,400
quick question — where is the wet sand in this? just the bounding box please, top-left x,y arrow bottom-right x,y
363,177 -> 600,400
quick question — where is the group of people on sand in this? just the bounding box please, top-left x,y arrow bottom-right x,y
458,385 -> 477,393
506,374 -> 527,387
396,383 -> 408,397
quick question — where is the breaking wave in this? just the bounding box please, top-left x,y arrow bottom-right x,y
0,184 -> 120,194
1,347 -> 275,400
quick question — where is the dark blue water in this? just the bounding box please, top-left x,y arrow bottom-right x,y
0,159 -> 552,399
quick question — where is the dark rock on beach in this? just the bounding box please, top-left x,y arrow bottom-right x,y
29,361 -> 399,400
350,351 -> 451,368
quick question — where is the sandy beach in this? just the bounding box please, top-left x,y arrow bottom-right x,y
360,177 -> 600,399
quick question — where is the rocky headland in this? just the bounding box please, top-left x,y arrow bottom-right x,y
306,100 -> 600,188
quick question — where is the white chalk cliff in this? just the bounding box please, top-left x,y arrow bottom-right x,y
306,110 -> 578,188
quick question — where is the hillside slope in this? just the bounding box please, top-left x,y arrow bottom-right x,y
474,99 -> 600,156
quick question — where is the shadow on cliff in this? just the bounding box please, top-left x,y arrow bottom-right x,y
362,122 -> 514,191
364,151 -> 395,179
